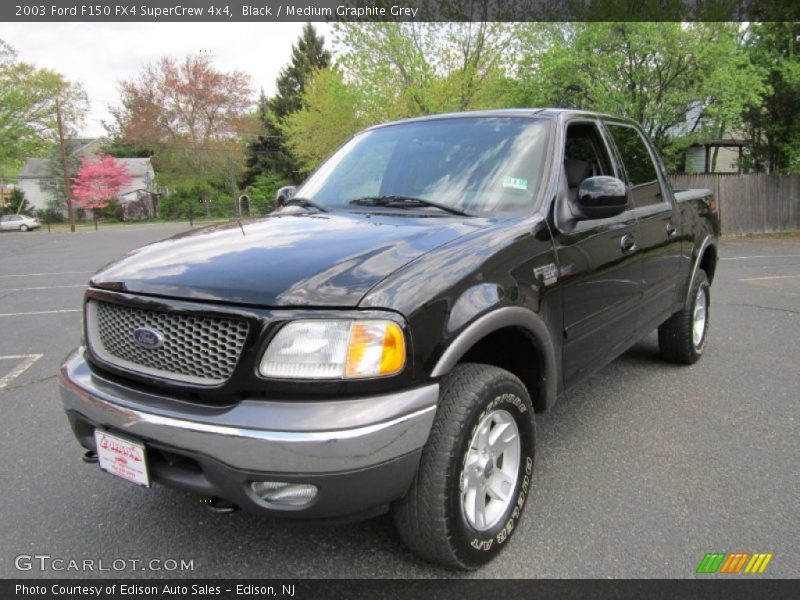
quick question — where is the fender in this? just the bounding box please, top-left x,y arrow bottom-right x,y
685,234 -> 715,307
430,306 -> 558,412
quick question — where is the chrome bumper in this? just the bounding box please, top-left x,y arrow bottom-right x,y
59,349 -> 438,474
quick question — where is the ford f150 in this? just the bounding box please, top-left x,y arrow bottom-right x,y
60,109 -> 719,569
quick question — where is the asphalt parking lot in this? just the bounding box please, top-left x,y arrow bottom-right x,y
0,225 -> 798,579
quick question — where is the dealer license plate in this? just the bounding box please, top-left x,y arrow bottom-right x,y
94,430 -> 150,488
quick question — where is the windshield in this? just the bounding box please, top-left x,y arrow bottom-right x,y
296,117 -> 550,214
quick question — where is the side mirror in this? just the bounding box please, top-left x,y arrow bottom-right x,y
575,176 -> 629,219
275,185 -> 296,208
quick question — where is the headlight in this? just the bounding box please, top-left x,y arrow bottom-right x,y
259,319 -> 406,379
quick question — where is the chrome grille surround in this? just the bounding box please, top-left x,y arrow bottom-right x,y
85,299 -> 249,386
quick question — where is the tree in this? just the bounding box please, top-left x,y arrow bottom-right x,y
246,171 -> 286,213
281,21 -> 514,173
282,68 -> 366,172
0,188 -> 33,216
71,155 -> 132,229
111,55 -> 254,211
240,89 -> 294,189
99,126 -> 154,159
742,22 -> 800,173
511,23 -> 766,169
242,24 -> 331,185
270,23 -> 332,120
0,39 -> 87,175
334,21 -> 513,121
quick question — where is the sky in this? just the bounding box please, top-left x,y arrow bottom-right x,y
1,22 -> 334,137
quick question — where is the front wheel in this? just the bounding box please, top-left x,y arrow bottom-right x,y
658,269 -> 710,364
393,364 -> 535,570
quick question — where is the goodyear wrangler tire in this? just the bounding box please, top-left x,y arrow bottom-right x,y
393,363 -> 535,570
658,269 -> 710,364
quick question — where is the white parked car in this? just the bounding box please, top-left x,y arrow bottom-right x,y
0,214 -> 40,232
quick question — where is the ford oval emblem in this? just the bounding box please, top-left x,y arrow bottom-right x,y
133,327 -> 164,349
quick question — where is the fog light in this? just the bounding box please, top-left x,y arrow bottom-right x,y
250,481 -> 318,508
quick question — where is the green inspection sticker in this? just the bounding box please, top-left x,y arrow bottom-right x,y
503,176 -> 528,190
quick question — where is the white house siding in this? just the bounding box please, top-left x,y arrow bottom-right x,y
686,146 -> 740,174
16,178 -> 52,211
714,147 -> 740,173
116,159 -> 155,197
686,147 -> 706,173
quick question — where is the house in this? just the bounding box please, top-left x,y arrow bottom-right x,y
670,103 -> 749,174
684,138 -> 747,174
17,139 -> 101,212
16,139 -> 157,217
115,158 -> 159,219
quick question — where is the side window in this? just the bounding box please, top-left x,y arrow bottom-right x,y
563,122 -> 613,199
606,124 -> 664,207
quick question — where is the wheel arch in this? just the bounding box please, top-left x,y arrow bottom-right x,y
430,307 -> 557,413
685,235 -> 718,307
699,243 -> 717,284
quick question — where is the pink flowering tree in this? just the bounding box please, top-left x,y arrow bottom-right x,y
72,155 -> 132,229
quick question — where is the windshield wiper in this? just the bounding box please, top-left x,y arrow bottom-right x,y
349,195 -> 472,217
282,197 -> 329,212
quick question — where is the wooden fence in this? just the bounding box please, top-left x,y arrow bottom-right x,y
669,173 -> 800,237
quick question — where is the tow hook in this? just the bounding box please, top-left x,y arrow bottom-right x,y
82,450 -> 98,464
202,497 -> 240,514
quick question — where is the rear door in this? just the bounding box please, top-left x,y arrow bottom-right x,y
552,118 -> 642,385
603,121 -> 682,331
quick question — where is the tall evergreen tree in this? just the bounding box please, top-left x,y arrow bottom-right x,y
240,89 -> 295,189
243,23 -> 331,186
271,23 -> 332,120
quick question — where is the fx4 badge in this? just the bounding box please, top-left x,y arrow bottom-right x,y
533,263 -> 558,286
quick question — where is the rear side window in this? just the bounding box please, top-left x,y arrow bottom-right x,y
606,124 -> 664,207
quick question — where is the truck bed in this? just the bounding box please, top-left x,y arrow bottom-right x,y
674,188 -> 712,203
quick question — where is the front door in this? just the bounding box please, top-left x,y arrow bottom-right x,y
553,120 -> 642,386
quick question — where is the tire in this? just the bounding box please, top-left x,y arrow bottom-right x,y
658,269 -> 710,364
393,363 -> 535,570
19,224 -> 29,232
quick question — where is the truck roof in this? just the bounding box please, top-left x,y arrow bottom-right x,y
368,108 -> 630,130
365,108 -> 637,131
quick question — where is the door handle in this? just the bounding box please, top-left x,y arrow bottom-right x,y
620,234 -> 638,254
666,222 -> 678,239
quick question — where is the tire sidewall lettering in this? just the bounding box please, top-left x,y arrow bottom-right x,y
457,388 -> 534,559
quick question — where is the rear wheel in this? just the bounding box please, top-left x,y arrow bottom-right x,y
19,224 -> 29,232
393,363 -> 535,570
658,270 -> 710,364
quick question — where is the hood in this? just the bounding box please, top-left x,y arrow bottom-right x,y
90,211 -> 487,307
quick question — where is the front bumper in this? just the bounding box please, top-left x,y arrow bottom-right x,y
59,349 -> 438,518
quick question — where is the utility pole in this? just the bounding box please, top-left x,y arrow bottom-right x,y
55,98 -> 76,232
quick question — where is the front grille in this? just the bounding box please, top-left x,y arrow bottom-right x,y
86,300 -> 249,385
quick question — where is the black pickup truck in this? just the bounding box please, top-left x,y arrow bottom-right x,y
60,109 -> 719,570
